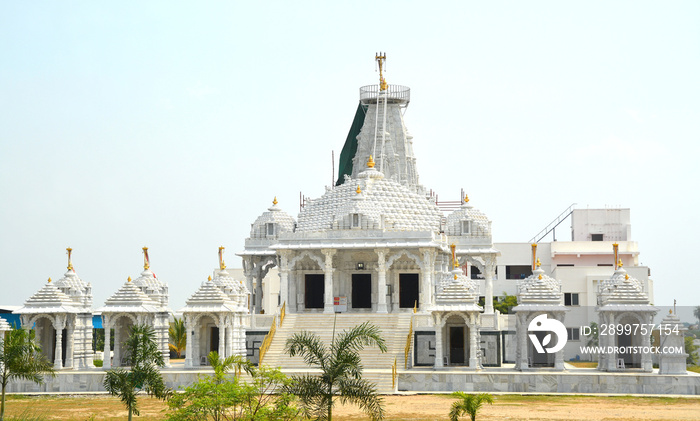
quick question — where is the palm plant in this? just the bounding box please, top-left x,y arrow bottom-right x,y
103,324 -> 170,421
284,319 -> 387,421
168,318 -> 186,359
449,392 -> 494,421
207,351 -> 253,383
0,328 -> 55,421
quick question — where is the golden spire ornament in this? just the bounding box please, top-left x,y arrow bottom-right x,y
143,247 -> 150,270
218,246 -> 226,270
127,276 -> 132,282
47,277 -> 52,283
367,155 -> 375,168
531,243 -> 537,270
375,52 -> 388,91
356,185 -> 362,194
273,197 -> 278,205
613,243 -> 619,269
66,247 -> 73,271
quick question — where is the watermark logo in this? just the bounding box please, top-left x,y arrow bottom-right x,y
528,314 -> 567,354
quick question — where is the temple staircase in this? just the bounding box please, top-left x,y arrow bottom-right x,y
260,312 -> 413,393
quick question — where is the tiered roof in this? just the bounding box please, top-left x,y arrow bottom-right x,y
513,267 -> 564,312
598,266 -> 655,311
432,268 -> 481,312
98,278 -> 161,313
15,279 -> 84,314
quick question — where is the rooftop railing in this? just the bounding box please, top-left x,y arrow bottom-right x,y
360,84 -> 410,105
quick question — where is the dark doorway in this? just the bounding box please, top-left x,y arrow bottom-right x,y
210,327 -> 219,353
450,326 -> 465,365
305,274 -> 325,309
399,273 -> 419,308
530,331 -> 554,367
617,333 -> 634,367
352,274 -> 372,309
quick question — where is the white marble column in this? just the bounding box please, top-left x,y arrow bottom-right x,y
641,313 -> 653,372
53,320 -> 65,370
434,315 -> 444,368
322,249 -> 335,314
218,316 -> 226,358
468,314 -> 479,369
484,256 -> 496,314
517,313 -> 528,370
554,312 -> 566,370
376,248 -> 388,313
103,317 -> 111,369
279,251 -> 290,310
65,321 -> 74,369
184,316 -> 194,368
420,249 -> 435,310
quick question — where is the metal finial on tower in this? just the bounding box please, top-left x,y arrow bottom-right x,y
356,185 -> 362,194
143,246 -> 150,270
273,197 -> 278,205
66,247 -> 73,270
618,258 -> 623,268
536,258 -> 541,268
48,277 -> 52,283
463,194 -> 470,204
218,246 -> 226,270
127,276 -> 132,282
531,243 -> 537,270
450,244 -> 458,268
375,52 -> 388,91
613,243 -> 619,269
367,155 -> 375,168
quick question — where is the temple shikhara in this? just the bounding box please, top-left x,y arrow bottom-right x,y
4,54 -> 696,395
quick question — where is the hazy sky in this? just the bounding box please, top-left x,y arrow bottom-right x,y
1,1 -> 698,315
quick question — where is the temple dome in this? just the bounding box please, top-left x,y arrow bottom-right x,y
446,200 -> 492,239
598,266 -> 651,306
296,167 -> 442,233
249,200 -> 296,239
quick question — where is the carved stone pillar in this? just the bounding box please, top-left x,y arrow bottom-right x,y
218,315 -> 226,358
554,312 -> 566,371
484,255 -> 496,314
184,315 -> 194,368
65,319 -> 74,369
322,249 -> 336,314
420,249 -> 435,309
468,313 -> 480,369
641,313 -> 653,372
279,251 -> 290,310
103,316 -> 112,369
434,314 -> 444,368
53,316 -> 66,370
517,313 -> 528,370
376,248 -> 388,313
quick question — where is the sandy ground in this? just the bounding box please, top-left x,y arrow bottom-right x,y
4,394 -> 700,420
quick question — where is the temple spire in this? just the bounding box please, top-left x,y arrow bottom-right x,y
375,52 -> 388,91
531,243 -> 537,270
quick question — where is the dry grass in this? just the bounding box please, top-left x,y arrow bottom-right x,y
3,393 -> 700,421
567,361 -> 598,368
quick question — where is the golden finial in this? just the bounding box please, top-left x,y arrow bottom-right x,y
367,155 -> 375,168
625,273 -> 630,280
66,247 -> 73,270
48,277 -> 52,283
376,52 -> 388,91
613,243 -> 619,269
356,185 -> 362,194
669,309 -> 673,315
536,258 -> 541,268
531,243 -> 537,271
454,274 -> 458,280
450,244 -> 458,268
273,197 -> 278,205
618,258 -> 623,268
208,275 -> 212,282
538,274 -> 543,280
463,194 -> 470,204
127,276 -> 132,282
218,246 -> 226,270
142,246 -> 150,270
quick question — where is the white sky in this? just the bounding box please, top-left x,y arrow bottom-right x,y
1,1 -> 699,315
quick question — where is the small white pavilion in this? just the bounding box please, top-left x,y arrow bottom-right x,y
15,248 -> 94,370
597,245 -> 657,372
98,247 -> 170,369
658,309 -> 688,375
513,245 -> 567,371
431,245 -> 482,369
181,247 -> 250,368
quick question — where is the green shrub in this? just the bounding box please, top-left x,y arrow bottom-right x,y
93,359 -> 103,367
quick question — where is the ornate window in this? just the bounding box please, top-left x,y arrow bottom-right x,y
352,213 -> 360,228
461,220 -> 471,234
266,223 -> 275,236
